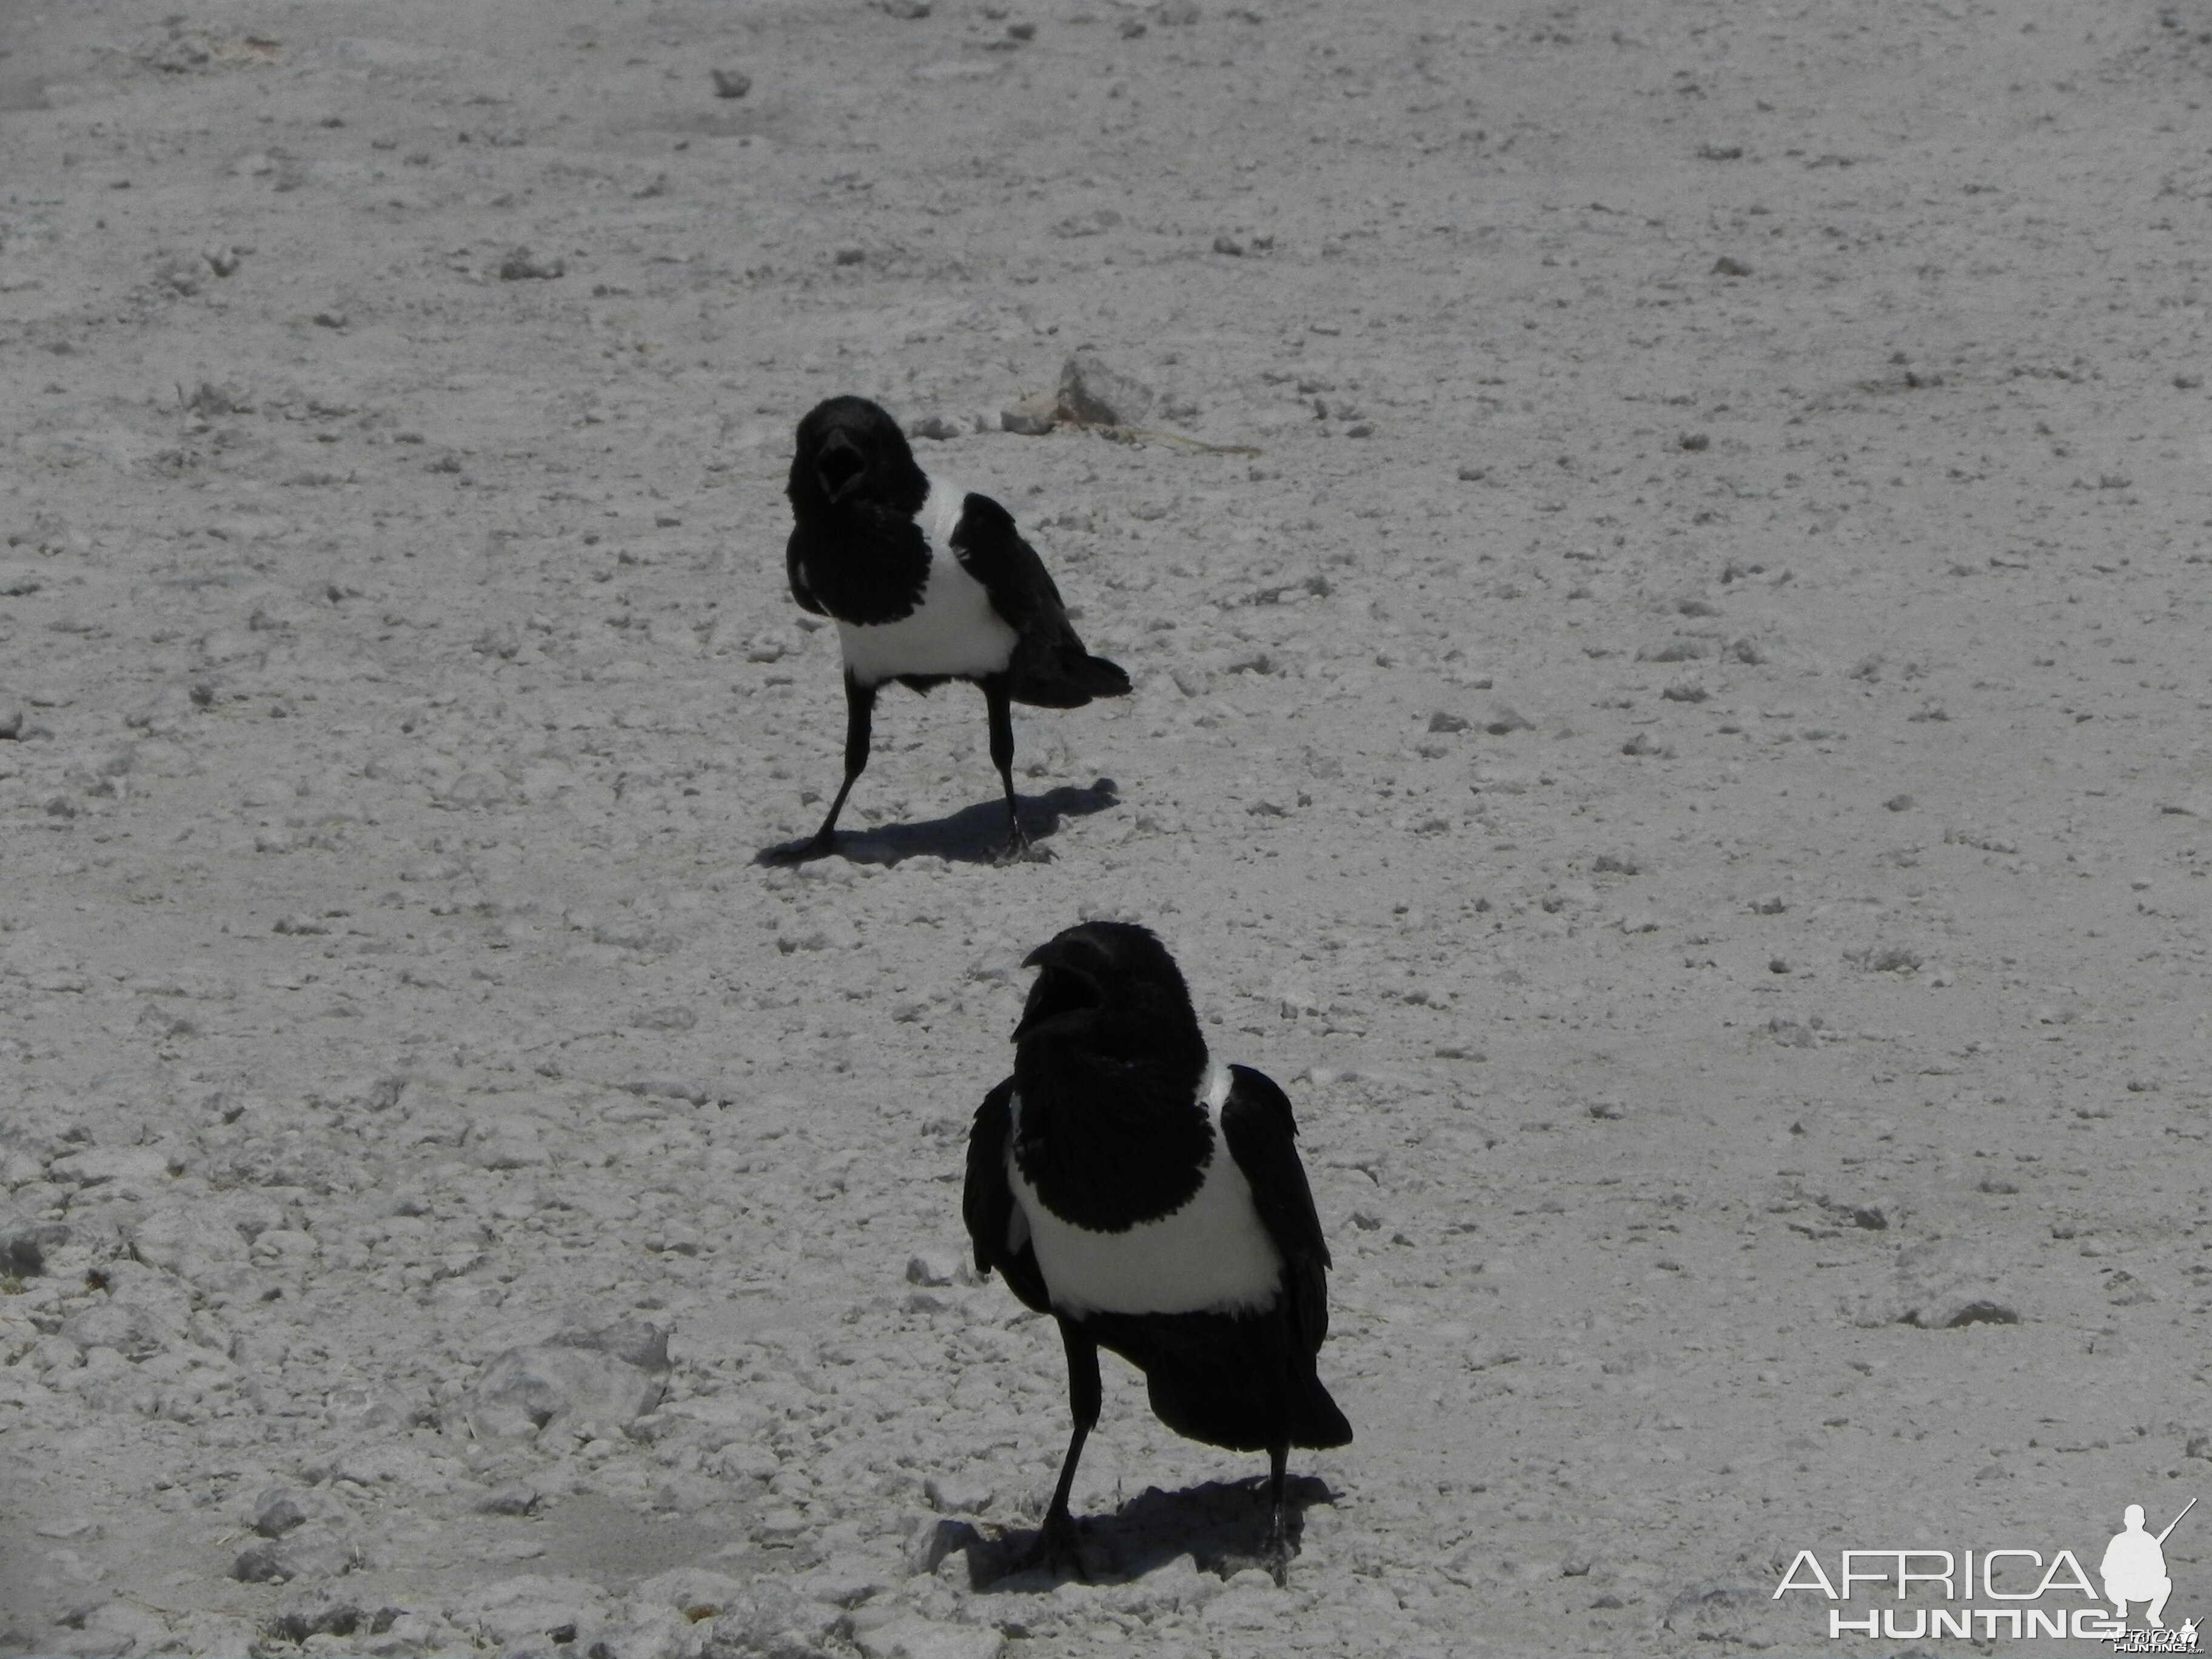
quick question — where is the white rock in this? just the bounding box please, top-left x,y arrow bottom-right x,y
49,1145 -> 175,1196
583,1605 -> 704,1659
78,1598 -> 172,1654
628,1567 -> 756,1617
855,1615 -> 1005,1659
459,1323 -> 670,1441
130,1205 -> 252,1286
58,1301 -> 169,1361
699,1580 -> 842,1657
922,1473 -> 993,1515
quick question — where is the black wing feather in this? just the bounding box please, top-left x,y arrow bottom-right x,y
964,1079 -> 1053,1313
948,492 -> 1130,707
1218,1064 -> 1332,1353
785,531 -> 826,617
945,491 -> 1066,634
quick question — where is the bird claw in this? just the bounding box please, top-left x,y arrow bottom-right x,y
765,831 -> 837,865
1013,1509 -> 1086,1580
1262,1532 -> 1293,1589
994,830 -> 1051,866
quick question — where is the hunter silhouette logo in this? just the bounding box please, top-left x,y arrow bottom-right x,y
1774,1497 -> 2199,1646
2104,1500 -> 2191,1629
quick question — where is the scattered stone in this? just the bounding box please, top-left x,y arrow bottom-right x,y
999,394 -> 1059,436
744,631 -> 791,663
460,1321 -> 669,1441
1662,1581 -> 1766,1641
906,1517 -> 983,1576
871,0 -> 931,16
1,1210 -> 70,1275
73,1601 -> 173,1655
1484,704 -> 1533,736
904,1250 -> 968,1287
711,69 -> 752,99
159,254 -> 204,295
1884,793 -> 1914,811
1678,432 -> 1709,451
448,1574 -> 611,1649
1848,942 -> 1921,973
499,247 -> 565,281
231,1526 -> 362,1584
1897,1239 -> 2019,1329
1660,680 -> 1707,703
618,1077 -> 713,1105
702,1580 -> 843,1655
1427,710 -> 1470,733
905,413 -> 967,441
856,1617 -> 1005,1659
58,1300 -> 169,1361
1052,208 -> 1123,238
130,1205 -> 256,1291
1057,350 -> 1155,427
922,1472 -> 994,1515
253,1486 -> 316,1538
1711,255 -> 1752,276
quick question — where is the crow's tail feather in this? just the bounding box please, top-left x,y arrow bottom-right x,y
1011,647 -> 1131,709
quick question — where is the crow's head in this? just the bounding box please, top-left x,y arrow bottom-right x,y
1013,921 -> 1204,1060
787,396 -> 927,516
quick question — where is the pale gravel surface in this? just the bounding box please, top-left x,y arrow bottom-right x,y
3,1 -> 2212,1654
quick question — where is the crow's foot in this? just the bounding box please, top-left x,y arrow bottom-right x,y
994,827 -> 1051,866
1261,1528 -> 1294,1589
763,830 -> 837,865
1015,1508 -> 1085,1580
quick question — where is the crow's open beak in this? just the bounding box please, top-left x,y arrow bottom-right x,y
816,430 -> 865,502
1012,962 -> 1103,1042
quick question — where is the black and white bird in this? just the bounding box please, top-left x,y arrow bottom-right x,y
963,922 -> 1351,1583
777,397 -> 1130,863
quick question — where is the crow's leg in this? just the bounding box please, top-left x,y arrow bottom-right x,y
1262,1443 -> 1293,1587
979,675 -> 1041,863
786,674 -> 874,860
1022,1319 -> 1101,1576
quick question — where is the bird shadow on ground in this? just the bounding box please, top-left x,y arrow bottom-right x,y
752,779 -> 1119,868
932,1474 -> 1337,1591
